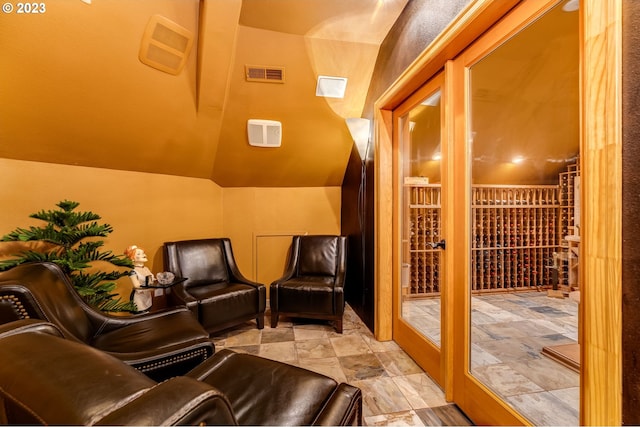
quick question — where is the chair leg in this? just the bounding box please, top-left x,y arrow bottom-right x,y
335,318 -> 343,334
256,313 -> 265,329
271,311 -> 278,328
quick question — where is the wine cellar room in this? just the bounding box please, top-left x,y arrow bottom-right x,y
398,2 -> 580,424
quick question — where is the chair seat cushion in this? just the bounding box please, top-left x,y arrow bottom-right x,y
277,276 -> 335,314
188,282 -> 260,330
91,310 -> 210,358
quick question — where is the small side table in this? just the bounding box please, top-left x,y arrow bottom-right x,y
141,277 -> 187,312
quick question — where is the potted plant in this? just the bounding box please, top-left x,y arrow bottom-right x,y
0,200 -> 136,312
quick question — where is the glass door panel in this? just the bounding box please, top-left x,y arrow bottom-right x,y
394,73 -> 446,386
402,89 -> 442,346
466,1 -> 580,425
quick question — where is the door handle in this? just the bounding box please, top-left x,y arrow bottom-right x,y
428,239 -> 446,250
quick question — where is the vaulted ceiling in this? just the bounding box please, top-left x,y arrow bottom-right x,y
0,0 -> 408,187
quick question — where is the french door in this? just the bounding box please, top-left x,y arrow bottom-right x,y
392,73 -> 448,388
386,0 -> 603,424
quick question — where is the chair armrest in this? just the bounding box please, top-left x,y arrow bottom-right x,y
170,282 -> 198,305
270,236 -> 301,285
185,348 -> 236,380
87,305 -> 194,335
0,318 -> 64,340
221,239 -> 264,289
269,257 -> 297,286
96,377 -> 238,426
333,236 -> 348,289
312,383 -> 362,426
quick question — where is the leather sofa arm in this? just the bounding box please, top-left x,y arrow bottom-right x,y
96,377 -> 238,426
185,348 -> 234,380
85,304 -> 193,335
312,383 -> 362,426
0,318 -> 63,340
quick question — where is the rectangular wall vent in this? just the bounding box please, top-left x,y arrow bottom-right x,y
245,65 -> 285,83
248,119 -> 282,147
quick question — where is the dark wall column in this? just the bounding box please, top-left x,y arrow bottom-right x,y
622,1 -> 640,423
341,0 -> 472,332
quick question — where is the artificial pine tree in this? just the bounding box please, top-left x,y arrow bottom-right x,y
0,200 -> 136,312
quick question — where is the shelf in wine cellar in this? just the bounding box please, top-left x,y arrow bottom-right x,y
403,162 -> 579,298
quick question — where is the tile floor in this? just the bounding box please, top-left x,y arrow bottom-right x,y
210,292 -> 578,426
210,305 -> 472,426
405,291 -> 579,426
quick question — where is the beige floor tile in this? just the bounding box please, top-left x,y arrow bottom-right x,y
339,353 -> 387,382
295,339 -> 336,359
352,376 -> 413,417
295,356 -> 348,383
293,326 -> 329,341
365,410 -> 426,426
376,350 -> 425,377
223,328 -> 262,347
258,341 -> 297,363
392,374 -> 447,409
361,333 -> 402,353
330,334 -> 372,356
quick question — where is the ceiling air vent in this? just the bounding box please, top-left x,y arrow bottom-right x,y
245,65 -> 285,83
139,15 -> 194,75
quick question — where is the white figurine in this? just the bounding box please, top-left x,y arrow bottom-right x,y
125,245 -> 155,312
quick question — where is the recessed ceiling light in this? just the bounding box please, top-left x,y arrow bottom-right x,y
562,0 -> 579,12
316,76 -> 348,99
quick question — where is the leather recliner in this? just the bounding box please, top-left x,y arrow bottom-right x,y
270,235 -> 348,333
0,319 -> 363,426
163,238 -> 266,334
0,262 -> 214,382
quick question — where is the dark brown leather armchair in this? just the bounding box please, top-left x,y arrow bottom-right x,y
0,262 -> 213,382
0,319 -> 362,426
270,235 -> 348,333
163,238 -> 266,334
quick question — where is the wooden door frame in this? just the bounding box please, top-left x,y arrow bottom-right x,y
374,0 -> 622,424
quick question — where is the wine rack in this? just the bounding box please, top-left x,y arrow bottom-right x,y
471,185 -> 559,293
404,175 -> 581,297
405,184 -> 442,296
558,162 -> 580,290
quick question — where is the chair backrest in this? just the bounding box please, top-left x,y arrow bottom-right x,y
0,262 -> 95,343
164,239 -> 230,288
295,235 -> 346,278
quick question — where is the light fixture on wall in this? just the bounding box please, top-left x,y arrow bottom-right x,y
512,155 -> 525,164
345,118 -> 371,159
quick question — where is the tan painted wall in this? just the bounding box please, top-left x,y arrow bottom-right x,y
222,187 -> 342,288
0,159 -> 341,300
0,158 -> 224,298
